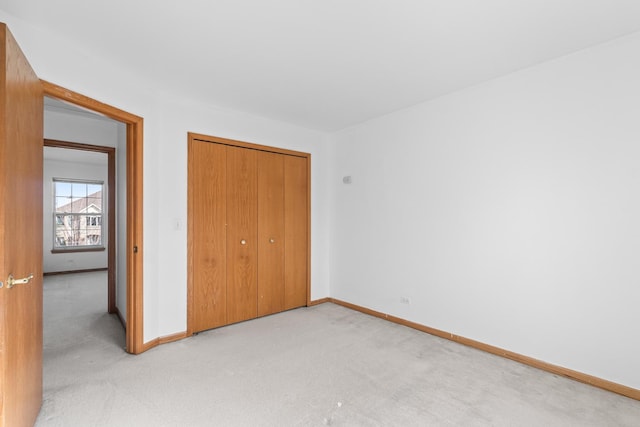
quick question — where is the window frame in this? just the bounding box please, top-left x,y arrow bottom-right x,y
52,178 -> 106,253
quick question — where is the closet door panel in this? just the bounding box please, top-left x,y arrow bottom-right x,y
190,140 -> 227,331
257,151 -> 285,317
226,146 -> 258,324
284,155 -> 309,309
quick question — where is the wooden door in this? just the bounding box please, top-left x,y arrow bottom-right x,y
226,146 -> 258,324
0,23 -> 44,427
188,134 -> 309,332
257,151 -> 284,316
284,155 -> 308,309
189,140 -> 227,331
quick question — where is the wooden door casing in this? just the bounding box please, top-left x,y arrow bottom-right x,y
257,151 -> 285,317
0,23 -> 44,427
41,80 -> 145,355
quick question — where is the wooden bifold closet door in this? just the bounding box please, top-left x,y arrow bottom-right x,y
257,151 -> 285,317
226,146 -> 258,324
188,134 -> 309,334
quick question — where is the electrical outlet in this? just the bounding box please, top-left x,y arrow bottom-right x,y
400,296 -> 410,305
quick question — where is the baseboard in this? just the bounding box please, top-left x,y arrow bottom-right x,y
308,297 -> 330,306
43,267 -> 108,276
141,331 -> 189,353
159,331 -> 188,345
140,338 -> 159,353
114,306 -> 127,329
328,298 -> 640,401
138,299 -> 331,352
137,297 -> 327,351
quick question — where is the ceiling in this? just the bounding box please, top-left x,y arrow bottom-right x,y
4,1 -> 640,131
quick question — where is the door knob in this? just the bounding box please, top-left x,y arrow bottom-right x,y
5,273 -> 34,289
240,239 -> 247,245
269,238 -> 275,244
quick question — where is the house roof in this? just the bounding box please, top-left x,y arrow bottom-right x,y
56,191 -> 102,214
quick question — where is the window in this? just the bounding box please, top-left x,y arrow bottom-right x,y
86,216 -> 101,226
53,179 -> 104,250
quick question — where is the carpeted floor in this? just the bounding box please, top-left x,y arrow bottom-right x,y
36,272 -> 640,426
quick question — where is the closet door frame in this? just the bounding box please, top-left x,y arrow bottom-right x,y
187,132 -> 311,336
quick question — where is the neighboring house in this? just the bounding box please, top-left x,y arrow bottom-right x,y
55,190 -> 103,247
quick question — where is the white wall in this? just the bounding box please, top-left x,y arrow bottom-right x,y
42,156 -> 108,272
331,33 -> 640,390
152,93 -> 332,336
0,12 -> 332,343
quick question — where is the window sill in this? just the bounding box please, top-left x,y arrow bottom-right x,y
51,247 -> 106,254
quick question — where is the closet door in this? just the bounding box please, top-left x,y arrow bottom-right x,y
226,146 -> 258,324
190,140 -> 227,331
257,151 -> 285,316
189,133 -> 310,333
284,155 -> 308,309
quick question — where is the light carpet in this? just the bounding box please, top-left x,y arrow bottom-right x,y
36,272 -> 640,426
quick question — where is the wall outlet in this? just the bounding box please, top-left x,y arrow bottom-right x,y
400,296 -> 410,305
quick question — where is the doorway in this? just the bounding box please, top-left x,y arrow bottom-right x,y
43,139 -> 117,317
41,81 -> 145,354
